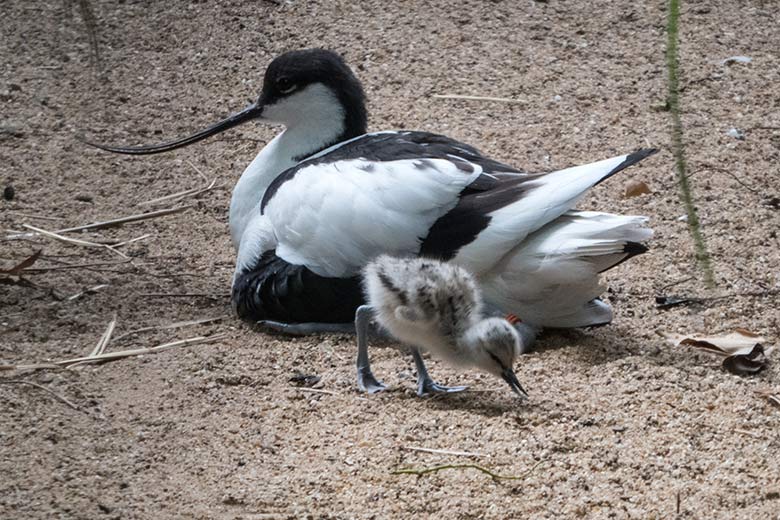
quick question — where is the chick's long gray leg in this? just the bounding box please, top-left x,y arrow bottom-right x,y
256,320 -> 355,336
355,305 -> 387,394
411,348 -> 468,397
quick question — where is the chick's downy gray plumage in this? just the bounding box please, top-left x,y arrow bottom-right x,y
359,255 -> 526,396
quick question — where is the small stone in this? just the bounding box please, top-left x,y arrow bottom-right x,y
75,193 -> 94,202
221,495 -> 241,505
3,185 -> 14,201
0,125 -> 24,138
726,127 -> 745,140
624,180 -> 651,198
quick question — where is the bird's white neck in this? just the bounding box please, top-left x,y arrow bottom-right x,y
228,106 -> 346,249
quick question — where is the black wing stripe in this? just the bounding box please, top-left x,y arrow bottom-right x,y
419,175 -> 537,260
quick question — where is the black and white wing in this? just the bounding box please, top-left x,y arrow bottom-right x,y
262,131 -> 656,277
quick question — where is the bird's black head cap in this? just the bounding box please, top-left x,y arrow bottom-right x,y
261,49 -> 368,139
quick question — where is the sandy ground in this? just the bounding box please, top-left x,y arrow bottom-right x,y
2,0 -> 779,518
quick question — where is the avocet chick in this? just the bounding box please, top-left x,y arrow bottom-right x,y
355,255 -> 527,397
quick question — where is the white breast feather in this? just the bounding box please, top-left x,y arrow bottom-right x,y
233,214 -> 277,286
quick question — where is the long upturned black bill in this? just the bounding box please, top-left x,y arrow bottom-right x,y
501,368 -> 528,398
82,103 -> 263,155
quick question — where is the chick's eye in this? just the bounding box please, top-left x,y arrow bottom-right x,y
277,77 -> 296,94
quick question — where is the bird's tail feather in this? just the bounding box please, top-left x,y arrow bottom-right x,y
479,211 -> 651,328
454,149 -> 657,273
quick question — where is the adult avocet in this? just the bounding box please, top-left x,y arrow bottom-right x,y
88,49 -> 655,389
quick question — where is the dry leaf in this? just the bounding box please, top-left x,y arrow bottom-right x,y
624,180 -> 651,198
664,329 -> 766,354
662,329 -> 773,375
289,372 -> 321,387
655,295 -> 701,309
722,345 -> 769,374
0,250 -> 42,276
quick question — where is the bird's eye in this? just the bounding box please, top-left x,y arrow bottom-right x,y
276,77 -> 296,95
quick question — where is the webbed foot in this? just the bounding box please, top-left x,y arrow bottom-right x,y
416,378 -> 468,397
357,366 -> 387,394
410,347 -> 467,397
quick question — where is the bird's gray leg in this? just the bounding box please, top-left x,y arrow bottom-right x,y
411,348 -> 468,397
255,320 -> 355,336
355,305 -> 387,394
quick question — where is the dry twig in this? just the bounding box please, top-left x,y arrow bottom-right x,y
3,206 -> 191,241
65,284 -> 109,301
22,224 -> 127,258
756,389 -> 780,410
90,315 -> 117,357
22,260 -> 131,274
112,234 -> 151,249
138,179 -> 217,207
402,446 -> 484,458
111,315 -> 228,342
8,212 -> 63,222
657,276 -> 695,294
56,334 -> 228,367
694,164 -> 760,194
186,160 -> 209,183
0,363 -> 61,371
392,460 -> 547,480
138,292 -> 229,299
432,94 -> 527,104
0,334 -> 227,371
0,380 -> 80,411
55,206 -> 191,233
294,387 -> 340,396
